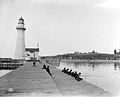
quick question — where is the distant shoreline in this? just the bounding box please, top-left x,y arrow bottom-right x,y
61,59 -> 120,63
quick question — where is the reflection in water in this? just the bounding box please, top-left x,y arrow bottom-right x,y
74,62 -> 97,71
88,63 -> 96,71
114,63 -> 120,71
92,64 -> 95,71
114,63 -> 117,70
58,61 -> 120,95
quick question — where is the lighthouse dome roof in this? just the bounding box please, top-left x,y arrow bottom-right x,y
19,17 -> 24,21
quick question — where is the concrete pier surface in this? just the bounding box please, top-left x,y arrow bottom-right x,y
0,62 -> 112,97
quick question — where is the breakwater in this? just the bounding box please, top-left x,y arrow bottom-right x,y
0,61 -> 113,97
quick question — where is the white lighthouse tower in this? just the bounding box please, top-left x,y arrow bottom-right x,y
15,17 -> 26,59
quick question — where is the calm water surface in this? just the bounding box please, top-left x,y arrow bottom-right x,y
57,61 -> 120,95
0,70 -> 12,77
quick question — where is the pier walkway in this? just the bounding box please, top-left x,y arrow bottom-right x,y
0,62 -> 112,97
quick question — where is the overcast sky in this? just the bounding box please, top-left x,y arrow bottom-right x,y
0,0 -> 120,57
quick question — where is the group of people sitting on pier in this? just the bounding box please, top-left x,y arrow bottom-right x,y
61,68 -> 83,81
42,64 -> 52,76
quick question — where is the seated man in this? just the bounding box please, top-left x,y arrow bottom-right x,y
74,71 -> 83,81
62,68 -> 66,72
78,72 -> 81,76
33,62 -> 36,67
65,69 -> 69,74
76,76 -> 83,81
68,69 -> 72,75
46,66 -> 52,76
42,64 -> 46,69
71,71 -> 75,77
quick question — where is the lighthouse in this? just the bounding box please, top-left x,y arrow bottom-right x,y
15,17 -> 26,59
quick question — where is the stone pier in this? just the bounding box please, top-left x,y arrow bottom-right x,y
0,62 -> 112,97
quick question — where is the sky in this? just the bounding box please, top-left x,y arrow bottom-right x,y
0,0 -> 120,57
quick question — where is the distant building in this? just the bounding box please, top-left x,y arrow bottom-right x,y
114,49 -> 120,54
74,51 -> 80,54
88,50 -> 98,54
25,48 -> 39,60
114,49 -> 117,54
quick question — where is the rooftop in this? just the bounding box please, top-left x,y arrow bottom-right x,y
25,48 -> 39,52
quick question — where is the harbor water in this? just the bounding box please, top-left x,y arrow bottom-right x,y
57,60 -> 120,95
0,70 -> 12,77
